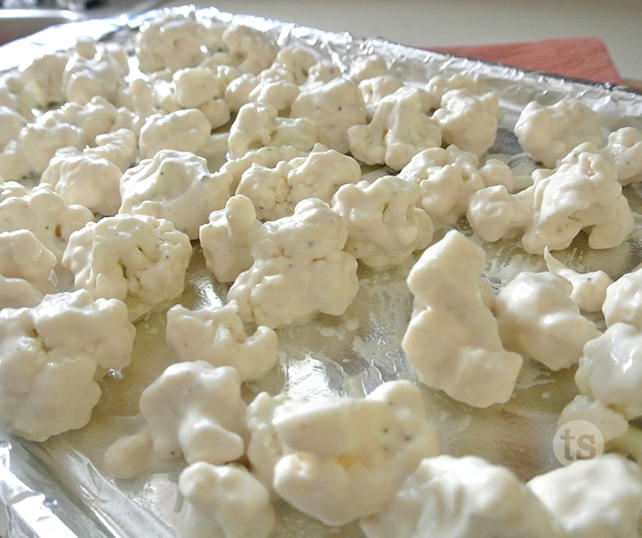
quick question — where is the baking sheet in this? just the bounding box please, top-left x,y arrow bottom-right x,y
1,5 -> 642,538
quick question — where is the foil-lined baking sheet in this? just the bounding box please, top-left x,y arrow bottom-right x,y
1,5 -> 642,538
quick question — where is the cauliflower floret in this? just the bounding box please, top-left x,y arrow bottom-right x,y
273,45 -> 317,85
104,362 -> 248,478
40,147 -> 123,216
307,60 -> 342,84
236,147 -> 362,221
225,64 -> 300,113
135,11 -> 212,74
19,50 -> 71,108
602,265 -> 642,329
0,289 -> 135,441
402,230 -> 523,407
600,126 -> 642,184
84,128 -> 138,172
0,73 -> 37,120
216,24 -> 279,76
557,394 -> 629,451
0,187 -> 94,262
361,454 -> 566,538
544,249 -> 613,313
515,99 -> 604,168
527,454 -> 642,538
472,151 -> 634,254
247,380 -> 439,526
0,230 -> 57,309
398,145 -> 511,227
138,108 -> 214,160
0,106 -> 26,151
420,73 -> 482,112
496,271 -> 600,371
348,54 -> 389,83
358,75 -> 404,119
523,151 -> 633,253
466,184 -> 534,242
228,198 -> 359,328
331,175 -> 434,268
575,322 -> 642,419
61,36 -> 129,105
62,214 -> 192,321
179,462 -> 275,538
222,145 -> 306,193
119,149 -> 232,239
0,95 -> 120,180
199,195 -> 261,283
228,102 -> 316,160
432,88 -> 501,155
291,77 -> 367,154
347,85 -> 441,170
165,300 -> 278,382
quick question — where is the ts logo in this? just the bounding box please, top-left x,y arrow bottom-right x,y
553,420 -> 604,466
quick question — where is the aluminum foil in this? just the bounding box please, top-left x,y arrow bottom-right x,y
1,5 -> 642,538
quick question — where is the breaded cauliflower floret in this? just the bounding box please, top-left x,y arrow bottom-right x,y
61,36 -> 129,106
85,128 -> 138,172
401,230 -> 523,407
527,455 -> 642,538
496,271 -> 600,371
358,75 -> 404,120
179,462 -> 275,538
432,88 -> 501,155
398,145 -> 512,228
246,380 -> 440,526
0,289 -> 135,441
361,455 -> 566,538
466,184 -> 534,243
602,265 -> 642,330
19,50 -> 71,108
514,99 -> 604,168
166,300 -> 278,382
0,95 -> 120,180
0,73 -> 37,120
544,249 -> 613,313
0,187 -> 94,262
564,126 -> 642,185
0,230 -> 57,309
135,11 -> 212,74
227,198 -> 359,328
347,85 -> 441,170
138,108 -> 213,160
119,149 -> 232,239
104,362 -> 249,478
40,147 -> 123,217
523,151 -> 633,253
331,175 -> 434,268
348,54 -> 389,83
291,77 -> 367,154
228,102 -> 316,159
221,145 -> 306,193
574,322 -> 642,419
200,195 -> 261,283
420,73 -> 482,112
273,45 -> 317,85
62,214 -> 192,321
215,24 -> 279,76
468,151 -> 634,254
236,146 -> 362,221
0,106 -> 26,151
171,65 -> 239,128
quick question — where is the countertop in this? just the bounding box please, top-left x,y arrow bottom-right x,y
158,0 -> 642,83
